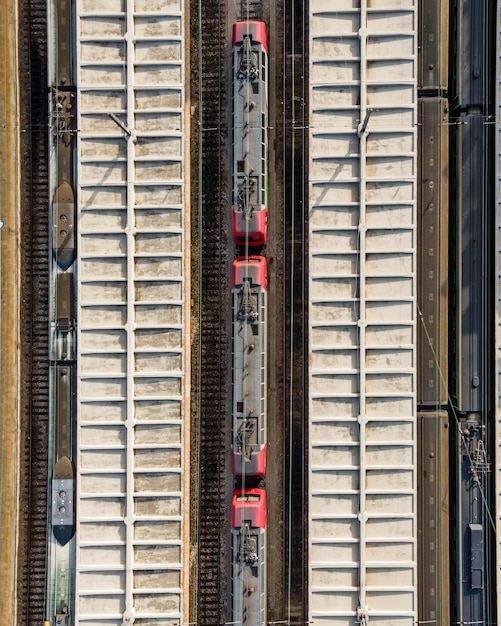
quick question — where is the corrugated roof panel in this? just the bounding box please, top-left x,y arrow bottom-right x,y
75,0 -> 188,623
309,1 -> 417,623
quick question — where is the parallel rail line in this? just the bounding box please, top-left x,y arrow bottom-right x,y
18,0 -> 51,620
194,0 -> 230,623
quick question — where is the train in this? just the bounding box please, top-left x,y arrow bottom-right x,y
230,20 -> 269,626
449,0 -> 495,623
50,0 -> 77,547
416,1 -> 450,623
231,20 -> 268,247
231,488 -> 267,626
231,256 -> 267,479
46,0 -> 78,622
417,0 -> 496,623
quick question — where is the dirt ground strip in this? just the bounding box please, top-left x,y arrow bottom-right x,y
0,0 -> 20,620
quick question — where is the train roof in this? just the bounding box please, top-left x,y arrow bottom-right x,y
232,20 -> 268,53
232,210 -> 267,247
231,488 -> 266,529
232,256 -> 267,289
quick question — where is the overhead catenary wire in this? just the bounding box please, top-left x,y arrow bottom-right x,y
3,107 -> 500,135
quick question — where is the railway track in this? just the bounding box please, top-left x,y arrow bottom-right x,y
282,0 -> 308,621
17,0 -> 50,622
193,0 -> 230,622
239,0 -> 263,21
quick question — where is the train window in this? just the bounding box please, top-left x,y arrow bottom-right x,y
262,51 -> 265,69
236,494 -> 260,502
252,82 -> 259,95
237,401 -> 244,413
237,161 -> 245,173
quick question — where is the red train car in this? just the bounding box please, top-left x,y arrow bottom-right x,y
231,488 -> 267,626
231,21 -> 268,246
231,257 -> 267,478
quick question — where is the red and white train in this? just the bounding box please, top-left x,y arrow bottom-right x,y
231,20 -> 268,246
231,256 -> 267,479
231,488 -> 267,626
230,20 -> 269,626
